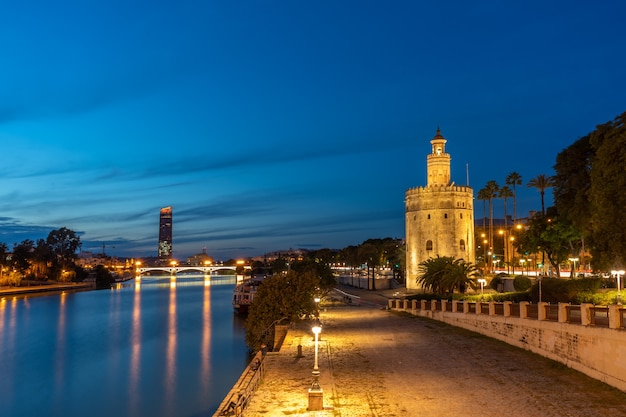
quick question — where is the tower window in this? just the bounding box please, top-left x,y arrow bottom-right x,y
426,240 -> 433,251
460,213 -> 463,219
427,214 -> 431,219
460,239 -> 466,251
444,213 -> 448,219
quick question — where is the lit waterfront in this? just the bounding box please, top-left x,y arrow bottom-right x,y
0,274 -> 249,417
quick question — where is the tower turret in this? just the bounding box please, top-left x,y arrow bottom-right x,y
427,128 -> 451,186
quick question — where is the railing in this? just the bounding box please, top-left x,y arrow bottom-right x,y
388,299 -> 626,330
566,305 -> 581,324
544,304 -> 559,321
590,306 -> 609,327
213,351 -> 265,417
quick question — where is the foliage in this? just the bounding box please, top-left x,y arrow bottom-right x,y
505,171 -> 523,222
513,275 -> 532,291
245,261 -> 335,350
588,112 -> 626,269
527,174 -> 555,215
489,275 -> 501,290
514,209 -> 581,277
529,277 -> 603,303
553,135 -> 593,233
94,265 -> 115,289
416,256 -> 479,295
552,111 -> 626,270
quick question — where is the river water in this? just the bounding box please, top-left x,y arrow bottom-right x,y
0,275 -> 249,417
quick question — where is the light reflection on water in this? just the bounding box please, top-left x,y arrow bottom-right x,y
0,274 -> 248,417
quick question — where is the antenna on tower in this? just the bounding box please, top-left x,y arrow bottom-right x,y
466,163 -> 470,186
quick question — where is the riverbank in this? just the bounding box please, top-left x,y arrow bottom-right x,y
241,286 -> 626,416
0,281 -> 95,297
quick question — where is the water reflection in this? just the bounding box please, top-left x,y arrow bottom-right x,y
201,276 -> 212,392
55,292 -> 67,392
0,274 -> 247,417
128,282 -> 142,416
164,276 -> 177,415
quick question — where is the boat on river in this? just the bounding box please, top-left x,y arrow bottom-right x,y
232,276 -> 264,314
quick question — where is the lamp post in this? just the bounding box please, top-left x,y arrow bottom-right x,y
308,325 -> 323,410
569,257 -> 579,277
477,278 -> 487,299
498,229 -> 508,274
611,270 -> 624,305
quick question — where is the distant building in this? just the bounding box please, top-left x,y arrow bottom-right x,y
158,206 -> 173,260
405,129 -> 475,290
186,246 -> 213,265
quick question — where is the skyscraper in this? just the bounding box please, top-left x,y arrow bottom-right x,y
158,206 -> 173,260
405,129 -> 475,290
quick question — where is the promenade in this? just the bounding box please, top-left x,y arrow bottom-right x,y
243,286 -> 626,417
0,281 -> 94,297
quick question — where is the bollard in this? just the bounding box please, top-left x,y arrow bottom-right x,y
297,344 -> 303,358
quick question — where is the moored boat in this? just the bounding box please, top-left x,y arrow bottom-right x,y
232,276 -> 264,314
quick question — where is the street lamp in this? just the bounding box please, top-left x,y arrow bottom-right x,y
308,325 -> 323,411
477,278 -> 487,299
568,257 -> 579,277
611,270 -> 624,305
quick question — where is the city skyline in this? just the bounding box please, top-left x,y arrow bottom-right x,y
1,1 -> 625,259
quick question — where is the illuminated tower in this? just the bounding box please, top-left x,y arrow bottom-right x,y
405,129 -> 475,290
158,206 -> 173,260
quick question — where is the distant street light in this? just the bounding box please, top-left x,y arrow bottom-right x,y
611,270 -> 624,305
477,278 -> 487,299
569,257 -> 579,276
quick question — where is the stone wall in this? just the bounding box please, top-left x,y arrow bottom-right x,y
390,299 -> 626,393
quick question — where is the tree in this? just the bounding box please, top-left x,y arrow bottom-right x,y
245,268 -> 323,350
513,208 -> 581,277
11,240 -> 35,276
499,185 -> 514,228
480,180 -> 500,263
358,240 -> 383,290
527,174 -> 555,215
416,255 -> 479,296
505,172 -> 523,223
476,187 -> 490,231
587,112 -> 626,269
553,136 -> 593,231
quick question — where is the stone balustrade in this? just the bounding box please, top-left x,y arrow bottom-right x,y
388,298 -> 626,393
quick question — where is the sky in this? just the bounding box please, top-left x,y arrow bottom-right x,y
1,1 -> 625,260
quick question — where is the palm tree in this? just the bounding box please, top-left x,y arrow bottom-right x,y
483,180 -> 500,257
416,256 -> 479,295
499,185 -> 514,271
527,174 -> 555,215
499,185 -> 514,229
505,172 -> 522,223
477,187 -> 490,231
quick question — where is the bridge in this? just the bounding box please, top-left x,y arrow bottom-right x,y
136,265 -> 237,275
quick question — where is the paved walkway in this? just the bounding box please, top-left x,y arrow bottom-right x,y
0,282 -> 94,297
243,287 -> 626,417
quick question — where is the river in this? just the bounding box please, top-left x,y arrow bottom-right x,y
0,275 -> 249,417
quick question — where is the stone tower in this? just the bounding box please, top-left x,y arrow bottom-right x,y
405,129 -> 475,290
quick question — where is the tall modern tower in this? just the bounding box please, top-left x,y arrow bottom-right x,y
405,129 -> 475,290
158,206 -> 173,260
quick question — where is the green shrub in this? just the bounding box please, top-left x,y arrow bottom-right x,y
489,276 -> 501,290
513,275 -> 532,291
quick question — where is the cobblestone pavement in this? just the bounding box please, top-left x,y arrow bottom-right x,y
243,287 -> 626,417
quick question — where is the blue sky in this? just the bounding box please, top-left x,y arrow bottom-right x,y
1,1 -> 624,260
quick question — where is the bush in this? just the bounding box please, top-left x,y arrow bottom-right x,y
513,275 -> 532,291
530,277 -> 605,303
489,276 -> 501,290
